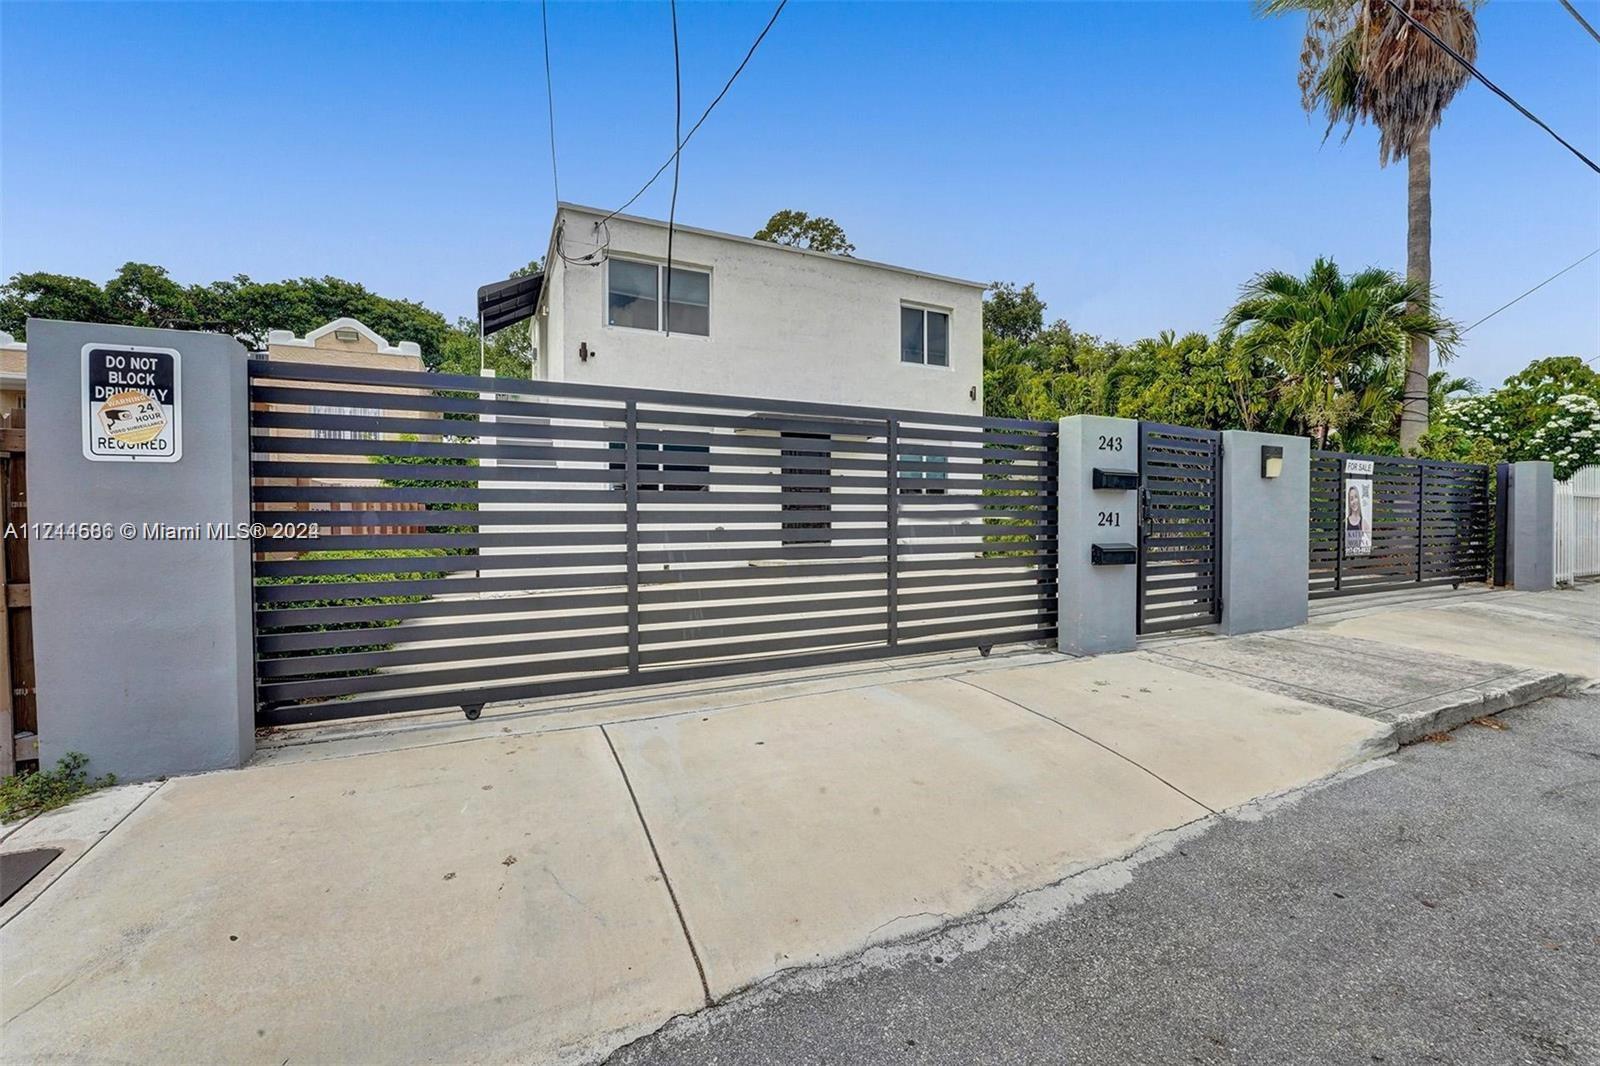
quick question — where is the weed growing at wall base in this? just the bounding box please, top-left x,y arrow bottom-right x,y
0,752 -> 117,823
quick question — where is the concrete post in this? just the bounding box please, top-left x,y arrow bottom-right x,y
26,320 -> 253,780
1219,430 -> 1310,635
1058,415 -> 1139,655
1505,460 -> 1555,591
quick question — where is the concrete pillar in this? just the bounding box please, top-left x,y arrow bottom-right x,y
1219,430 -> 1310,635
1058,415 -> 1139,655
1505,460 -> 1555,591
26,319 -> 253,780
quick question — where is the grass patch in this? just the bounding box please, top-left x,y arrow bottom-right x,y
1,752 -> 117,823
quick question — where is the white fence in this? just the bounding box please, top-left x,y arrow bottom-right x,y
1555,464 -> 1600,585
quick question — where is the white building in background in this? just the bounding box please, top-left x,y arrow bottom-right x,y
477,203 -> 985,413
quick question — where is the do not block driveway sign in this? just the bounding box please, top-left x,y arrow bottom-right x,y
82,343 -> 183,462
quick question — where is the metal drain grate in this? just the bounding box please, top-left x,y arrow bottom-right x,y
1,848 -> 63,905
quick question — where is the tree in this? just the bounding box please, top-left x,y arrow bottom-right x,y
1259,0 -> 1477,452
1221,257 -> 1459,448
0,272 -> 113,332
982,282 -> 1045,344
0,264 -> 455,365
752,210 -> 855,255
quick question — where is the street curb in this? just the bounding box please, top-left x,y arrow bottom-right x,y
1382,669 -> 1579,746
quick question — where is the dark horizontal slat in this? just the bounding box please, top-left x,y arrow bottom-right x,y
257,630 -> 1057,726
259,648 -> 635,702
255,588 -> 632,630
258,606 -> 634,654
260,627 -> 632,678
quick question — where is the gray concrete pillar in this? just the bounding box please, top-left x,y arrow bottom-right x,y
1219,430 -> 1309,635
1058,415 -> 1139,655
1505,460 -> 1555,591
26,320 -> 254,780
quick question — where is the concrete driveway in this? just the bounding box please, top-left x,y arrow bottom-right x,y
0,646 -> 1392,1065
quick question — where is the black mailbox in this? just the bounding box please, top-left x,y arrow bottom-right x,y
1092,468 -> 1139,491
1091,543 -> 1137,566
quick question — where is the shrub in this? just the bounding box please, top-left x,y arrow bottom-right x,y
1,752 -> 116,823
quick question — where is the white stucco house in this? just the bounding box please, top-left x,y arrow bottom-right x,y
476,203 -> 985,413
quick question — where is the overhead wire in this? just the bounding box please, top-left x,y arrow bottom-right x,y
1461,247 -> 1600,334
1557,0 -> 1600,46
664,0 -> 683,335
594,0 -> 789,231
541,0 -> 561,206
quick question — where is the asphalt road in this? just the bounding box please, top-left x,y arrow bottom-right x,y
611,690 -> 1600,1066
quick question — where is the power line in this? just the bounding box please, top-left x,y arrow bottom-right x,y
541,0 -> 561,206
596,0 -> 788,229
1558,0 -> 1600,45
1378,0 -> 1600,174
1461,247 -> 1600,333
664,0 -> 682,335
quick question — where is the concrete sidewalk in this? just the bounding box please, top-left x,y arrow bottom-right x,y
2,585 -> 1593,1064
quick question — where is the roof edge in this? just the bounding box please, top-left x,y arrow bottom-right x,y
552,202 -> 989,290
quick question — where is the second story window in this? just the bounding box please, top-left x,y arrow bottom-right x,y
900,305 -> 949,367
608,258 -> 710,336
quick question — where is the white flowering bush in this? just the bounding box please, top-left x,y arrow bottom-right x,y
1531,393 -> 1600,479
1428,357 -> 1600,477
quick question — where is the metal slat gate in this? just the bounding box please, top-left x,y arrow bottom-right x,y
1308,451 -> 1492,598
249,361 -> 1058,726
1136,423 -> 1222,634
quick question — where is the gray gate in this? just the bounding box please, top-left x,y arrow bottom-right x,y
249,361 -> 1059,725
1309,451 -> 1491,598
1136,422 -> 1222,634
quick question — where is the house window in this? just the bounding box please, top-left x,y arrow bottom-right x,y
898,453 -> 948,495
609,441 -> 710,491
900,306 -> 949,367
608,258 -> 710,336
781,432 -> 832,545
310,404 -> 380,441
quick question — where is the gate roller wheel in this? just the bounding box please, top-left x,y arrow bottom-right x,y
462,704 -> 483,721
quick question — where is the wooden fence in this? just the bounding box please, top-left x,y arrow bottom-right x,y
2,409 -> 35,775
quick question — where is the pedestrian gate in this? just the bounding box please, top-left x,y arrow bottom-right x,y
249,362 -> 1059,725
1136,423 -> 1222,634
1308,452 -> 1492,598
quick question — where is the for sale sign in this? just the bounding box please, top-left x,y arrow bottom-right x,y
82,344 -> 182,462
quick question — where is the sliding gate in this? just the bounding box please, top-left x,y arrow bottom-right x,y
1136,423 -> 1222,634
249,362 -> 1058,725
1309,452 -> 1492,598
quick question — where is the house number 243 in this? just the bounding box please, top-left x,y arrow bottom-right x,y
1097,435 -> 1123,452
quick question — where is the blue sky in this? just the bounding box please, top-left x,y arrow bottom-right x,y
2,0 -> 1596,387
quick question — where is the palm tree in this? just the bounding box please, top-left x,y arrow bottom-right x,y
1258,0 -> 1478,452
1221,257 -> 1459,448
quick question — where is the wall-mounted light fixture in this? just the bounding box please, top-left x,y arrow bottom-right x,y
1261,444 -> 1284,479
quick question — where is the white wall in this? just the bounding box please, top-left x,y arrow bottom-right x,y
544,205 -> 984,415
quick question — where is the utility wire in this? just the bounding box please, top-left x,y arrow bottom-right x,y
1461,247 -> 1600,333
1378,0 -> 1600,174
596,0 -> 788,229
1558,0 -> 1600,45
541,0 -> 561,206
664,0 -> 682,335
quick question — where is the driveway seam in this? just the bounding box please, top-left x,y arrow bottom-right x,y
1140,648 -> 1366,709
0,781 -> 165,930
951,676 -> 1217,815
598,724 -> 713,1007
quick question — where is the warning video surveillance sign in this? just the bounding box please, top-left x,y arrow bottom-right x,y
82,344 -> 183,463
